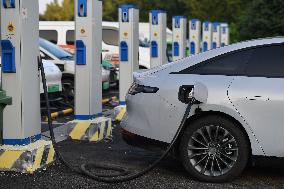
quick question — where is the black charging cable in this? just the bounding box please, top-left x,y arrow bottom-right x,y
39,56 -> 196,183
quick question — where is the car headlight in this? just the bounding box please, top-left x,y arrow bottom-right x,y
128,83 -> 159,95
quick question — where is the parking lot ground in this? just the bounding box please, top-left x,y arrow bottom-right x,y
1,123 -> 284,189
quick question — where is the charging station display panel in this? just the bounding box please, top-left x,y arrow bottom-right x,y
150,10 -> 167,68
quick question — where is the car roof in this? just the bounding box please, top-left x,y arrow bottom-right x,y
169,37 -> 284,73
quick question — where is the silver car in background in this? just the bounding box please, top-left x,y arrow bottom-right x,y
121,37 -> 284,182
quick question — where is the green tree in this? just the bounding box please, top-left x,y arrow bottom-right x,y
183,0 -> 249,42
40,0 -> 74,21
238,0 -> 284,40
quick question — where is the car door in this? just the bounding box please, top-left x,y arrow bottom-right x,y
161,49 -> 253,143
228,44 -> 284,157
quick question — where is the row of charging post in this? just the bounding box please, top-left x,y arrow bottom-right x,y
175,19 -> 230,59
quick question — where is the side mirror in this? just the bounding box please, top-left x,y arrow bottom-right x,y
178,82 -> 208,104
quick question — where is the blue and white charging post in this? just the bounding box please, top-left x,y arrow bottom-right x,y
189,19 -> 201,55
113,4 -> 140,122
202,21 -> 213,52
0,0 -> 55,173
1,0 -> 41,145
114,4 -> 139,122
75,0 -> 102,119
212,22 -> 221,49
172,16 -> 187,61
221,23 -> 230,47
119,4 -> 139,106
67,0 -> 112,142
150,10 -> 167,68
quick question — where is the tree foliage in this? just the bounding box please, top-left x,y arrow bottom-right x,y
238,0 -> 284,40
40,0 -> 74,21
40,0 -> 284,42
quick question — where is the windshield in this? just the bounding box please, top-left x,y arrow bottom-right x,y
39,38 -> 73,60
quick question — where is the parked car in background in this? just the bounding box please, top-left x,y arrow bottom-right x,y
39,38 -> 115,104
122,37 -> 284,182
0,58 -> 62,102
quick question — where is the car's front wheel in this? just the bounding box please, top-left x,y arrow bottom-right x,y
179,115 -> 249,183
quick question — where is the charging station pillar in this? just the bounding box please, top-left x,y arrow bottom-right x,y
172,16 -> 187,61
119,4 -> 139,106
0,0 -> 55,173
212,22 -> 221,49
189,19 -> 201,55
150,10 -> 167,68
221,23 -> 230,47
68,0 -> 112,142
202,21 -> 213,52
1,0 -> 41,145
75,0 -> 102,119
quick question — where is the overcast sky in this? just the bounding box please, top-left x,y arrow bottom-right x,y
39,0 -> 63,14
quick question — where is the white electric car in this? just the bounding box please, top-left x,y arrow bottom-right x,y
121,37 -> 284,182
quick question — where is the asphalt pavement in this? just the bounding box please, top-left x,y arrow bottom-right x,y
1,123 -> 284,189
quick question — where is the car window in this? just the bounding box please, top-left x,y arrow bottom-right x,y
245,45 -> 284,78
177,49 -> 253,76
39,38 -> 73,60
66,30 -> 75,45
39,30 -> 58,44
102,29 -> 119,46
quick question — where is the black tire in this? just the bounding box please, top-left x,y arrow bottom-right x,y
61,78 -> 74,106
179,115 -> 249,183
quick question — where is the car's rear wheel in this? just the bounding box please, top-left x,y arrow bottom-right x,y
179,115 -> 249,183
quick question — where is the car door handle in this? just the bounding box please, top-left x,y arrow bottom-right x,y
245,96 -> 270,101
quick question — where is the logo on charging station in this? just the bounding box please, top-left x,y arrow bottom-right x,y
80,28 -> 86,34
7,22 -> 15,33
123,32 -> 128,37
80,27 -> 87,37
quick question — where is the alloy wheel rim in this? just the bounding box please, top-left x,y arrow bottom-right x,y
187,125 -> 238,177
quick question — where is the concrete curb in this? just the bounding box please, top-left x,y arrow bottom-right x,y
67,117 -> 112,142
0,140 -> 55,173
113,105 -> 126,122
